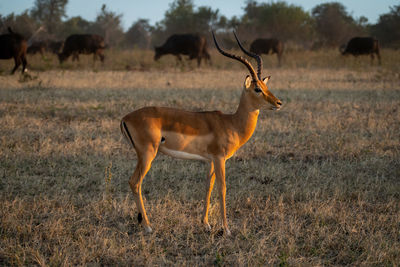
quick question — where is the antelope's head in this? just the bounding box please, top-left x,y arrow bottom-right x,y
212,32 -> 282,111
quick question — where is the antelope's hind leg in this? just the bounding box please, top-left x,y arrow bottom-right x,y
129,145 -> 158,233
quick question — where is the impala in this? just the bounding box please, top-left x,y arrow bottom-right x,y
120,32 -> 282,235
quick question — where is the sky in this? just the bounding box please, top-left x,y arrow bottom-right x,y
0,0 -> 398,31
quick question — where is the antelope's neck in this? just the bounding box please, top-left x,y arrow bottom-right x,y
232,92 -> 260,146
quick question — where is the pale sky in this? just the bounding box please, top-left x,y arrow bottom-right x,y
0,0 -> 397,30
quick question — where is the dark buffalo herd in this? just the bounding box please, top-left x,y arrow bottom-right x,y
154,34 -> 211,67
250,38 -> 284,66
27,41 -> 47,55
0,25 -> 386,74
58,34 -> 106,64
0,27 -> 28,74
340,37 -> 381,64
48,41 -> 64,54
27,40 -> 64,56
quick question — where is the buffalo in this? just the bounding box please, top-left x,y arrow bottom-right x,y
28,40 -> 64,56
0,27 -> 27,74
48,40 -> 64,54
154,34 -> 211,67
340,37 -> 381,65
58,34 -> 105,64
249,38 -> 284,66
27,41 -> 47,56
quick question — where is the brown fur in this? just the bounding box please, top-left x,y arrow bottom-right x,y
121,74 -> 281,234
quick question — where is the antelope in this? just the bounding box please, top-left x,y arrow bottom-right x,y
120,32 -> 282,235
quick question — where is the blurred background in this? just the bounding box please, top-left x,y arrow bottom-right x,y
1,0 -> 399,73
1,0 -> 399,50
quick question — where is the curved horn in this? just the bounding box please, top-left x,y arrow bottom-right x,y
233,31 -> 263,80
212,31 -> 258,81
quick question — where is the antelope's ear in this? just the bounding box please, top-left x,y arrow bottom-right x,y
244,75 -> 252,89
263,76 -> 271,85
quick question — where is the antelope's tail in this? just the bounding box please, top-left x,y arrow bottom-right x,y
120,120 -> 135,149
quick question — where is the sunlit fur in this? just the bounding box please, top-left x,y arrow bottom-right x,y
246,75 -> 282,111
120,72 -> 281,235
122,31 -> 283,234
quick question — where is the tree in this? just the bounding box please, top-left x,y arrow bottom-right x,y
161,0 -> 196,34
312,2 -> 365,46
193,6 -> 219,33
371,5 -> 400,48
152,0 -> 221,45
0,11 -> 39,39
89,4 -> 124,47
125,19 -> 152,49
30,0 -> 68,34
239,1 -> 314,45
59,16 -> 91,38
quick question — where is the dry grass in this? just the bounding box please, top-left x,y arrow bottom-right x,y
0,52 -> 399,265
1,47 -> 400,73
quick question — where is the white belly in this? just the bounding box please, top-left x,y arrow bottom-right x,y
159,146 -> 209,161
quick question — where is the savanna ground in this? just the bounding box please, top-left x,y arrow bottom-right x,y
0,49 -> 400,266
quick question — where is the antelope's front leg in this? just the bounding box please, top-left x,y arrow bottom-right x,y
202,161 -> 215,230
214,157 -> 231,235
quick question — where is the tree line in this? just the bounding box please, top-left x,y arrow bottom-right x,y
1,0 -> 399,49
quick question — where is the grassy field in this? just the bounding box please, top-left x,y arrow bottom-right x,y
1,47 -> 400,73
0,50 -> 399,265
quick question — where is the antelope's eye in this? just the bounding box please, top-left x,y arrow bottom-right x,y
254,87 -> 262,93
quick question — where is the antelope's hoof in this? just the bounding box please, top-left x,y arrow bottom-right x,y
224,228 -> 231,236
144,226 -> 152,234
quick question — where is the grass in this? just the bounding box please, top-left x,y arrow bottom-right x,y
0,49 -> 399,265
1,47 -> 400,73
